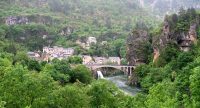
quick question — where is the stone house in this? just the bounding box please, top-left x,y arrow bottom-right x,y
93,57 -> 121,65
27,52 -> 41,60
82,55 -> 93,65
42,46 -> 74,61
93,57 -> 106,64
84,56 -> 121,65
108,57 -> 121,65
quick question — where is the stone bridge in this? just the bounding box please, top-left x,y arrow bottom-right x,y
86,65 -> 135,76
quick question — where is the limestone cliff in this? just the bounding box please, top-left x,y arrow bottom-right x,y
152,9 -> 199,62
152,20 -> 172,62
127,9 -> 200,65
126,26 -> 151,66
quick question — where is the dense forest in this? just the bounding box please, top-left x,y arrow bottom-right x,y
127,8 -> 200,108
0,0 -> 200,108
0,0 -> 158,59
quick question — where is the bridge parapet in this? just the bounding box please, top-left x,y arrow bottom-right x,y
86,65 -> 135,76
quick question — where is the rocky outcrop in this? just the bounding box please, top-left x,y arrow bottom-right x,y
5,16 -> 28,25
153,20 -> 171,48
27,15 -> 60,25
143,0 -> 200,15
4,15 -> 60,25
179,24 -> 197,51
126,29 -> 150,66
188,24 -> 197,43
60,26 -> 75,36
152,18 -> 198,62
152,21 -> 171,62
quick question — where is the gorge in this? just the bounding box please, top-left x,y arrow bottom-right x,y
0,0 -> 200,108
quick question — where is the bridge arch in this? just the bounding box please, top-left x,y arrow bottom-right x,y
86,65 -> 135,76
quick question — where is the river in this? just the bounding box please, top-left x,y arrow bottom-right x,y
105,75 -> 140,96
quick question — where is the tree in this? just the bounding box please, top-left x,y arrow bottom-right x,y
69,65 -> 92,84
145,81 -> 178,108
51,85 -> 90,108
122,93 -> 147,108
3,43 -> 18,55
175,52 -> 194,70
0,65 -> 57,108
0,57 -> 12,79
0,27 -> 6,39
88,80 -> 122,108
0,99 -> 6,108
156,43 -> 179,67
13,51 -> 29,65
139,67 -> 165,92
111,39 -> 125,57
190,67 -> 200,107
67,56 -> 83,64
43,60 -> 71,85
27,59 -> 42,72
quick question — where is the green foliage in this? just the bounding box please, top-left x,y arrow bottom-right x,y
88,80 -> 122,108
44,59 -> 71,85
145,81 -> 178,108
51,84 -> 91,108
134,29 -> 200,107
121,58 -> 128,65
164,8 -> 198,33
70,65 -> 92,84
0,65 -> 57,108
190,67 -> 200,108
122,93 -> 147,108
67,56 -> 83,64
27,59 -> 42,71
0,0 -> 160,55
0,99 -> 6,108
155,43 -> 179,67
0,51 -> 127,107
0,1 -> 200,107
140,67 -> 164,92
174,52 -> 194,70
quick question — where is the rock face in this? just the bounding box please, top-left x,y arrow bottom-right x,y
126,28 -> 149,86
179,24 -> 197,51
152,21 -> 171,62
27,15 -> 59,25
143,0 -> 200,14
60,26 -> 74,36
126,29 -> 150,66
5,16 -> 29,25
152,18 -> 198,62
4,15 -> 60,25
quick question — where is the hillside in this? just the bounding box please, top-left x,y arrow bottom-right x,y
2,1 -> 200,108
0,0 -> 199,58
0,0 -> 159,37
0,0 -> 160,58
139,0 -> 200,16
125,8 -> 200,108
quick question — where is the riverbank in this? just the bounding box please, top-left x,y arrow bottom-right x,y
105,75 -> 140,96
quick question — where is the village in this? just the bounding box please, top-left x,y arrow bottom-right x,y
4,16 -> 122,66
27,45 -> 121,65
